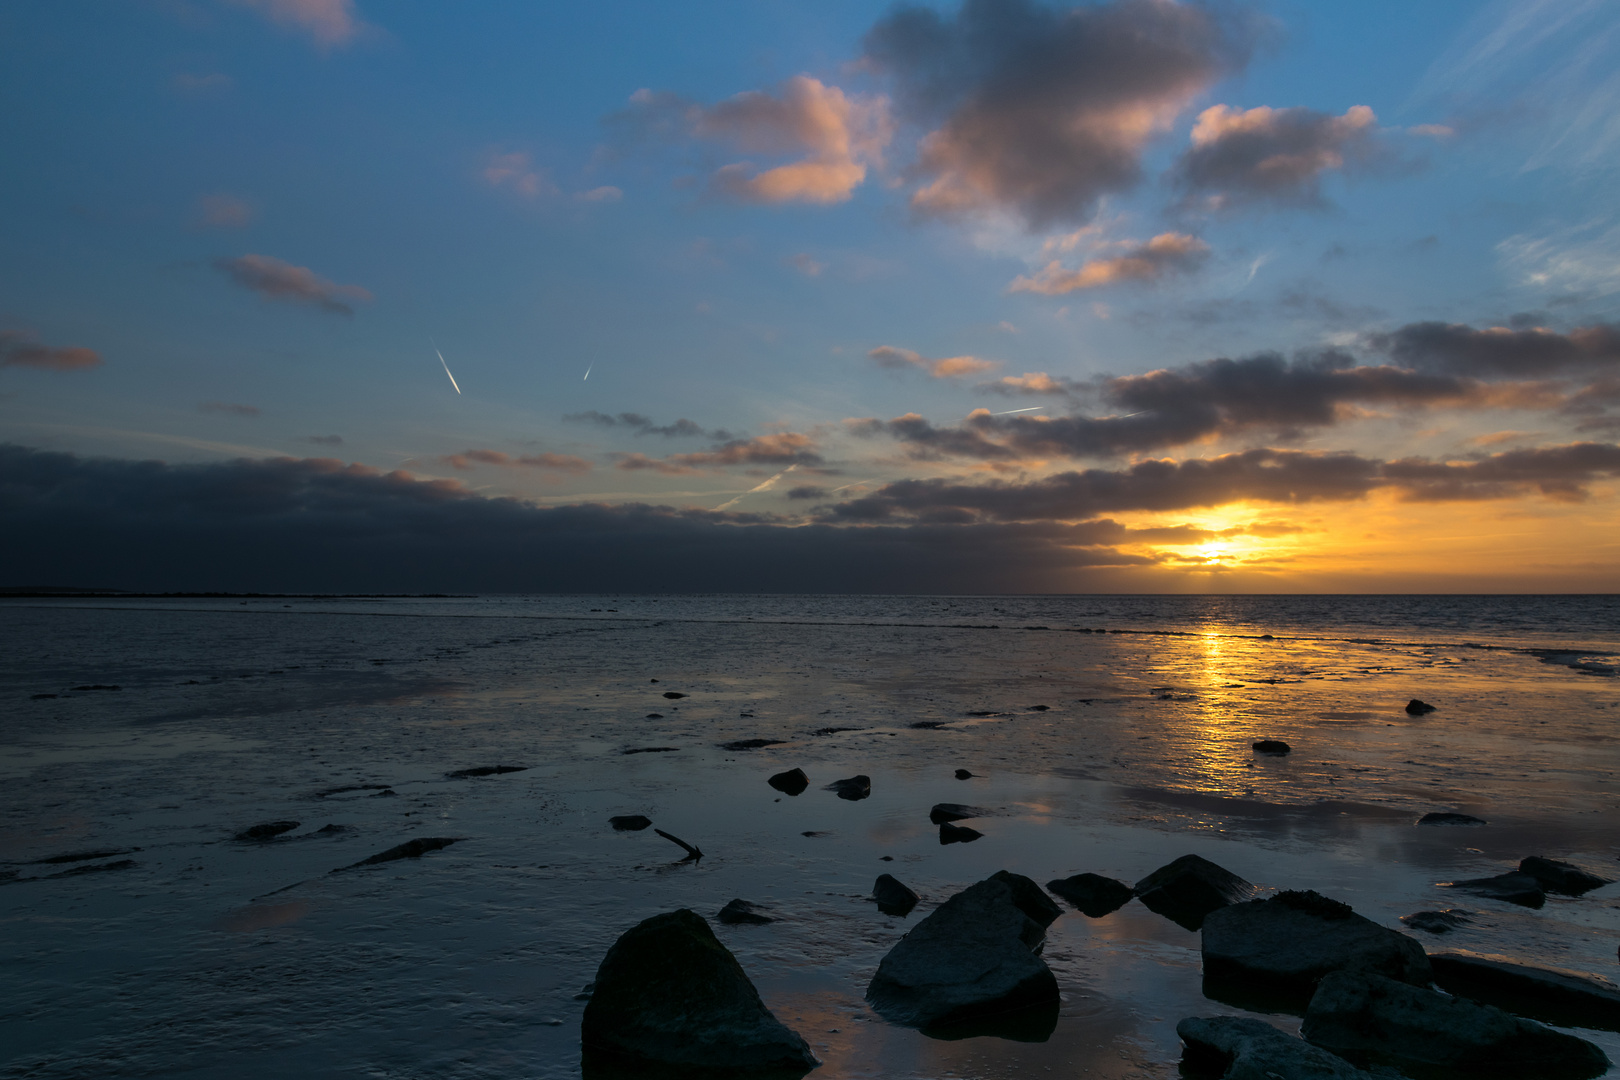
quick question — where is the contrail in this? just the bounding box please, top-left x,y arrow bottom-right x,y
431,339 -> 461,395
991,406 -> 1043,415
583,363 -> 591,381
714,464 -> 797,511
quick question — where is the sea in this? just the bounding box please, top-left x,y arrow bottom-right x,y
2,594 -> 1618,1079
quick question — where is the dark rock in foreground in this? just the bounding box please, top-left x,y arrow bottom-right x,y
825,774 -> 870,800
235,821 -> 300,842
1405,699 -> 1437,715
581,909 -> 816,1074
953,768 -> 975,779
873,873 -> 919,916
1048,873 -> 1133,918
1399,909 -> 1472,934
339,836 -> 462,870
1520,856 -> 1612,896
610,815 -> 653,832
928,802 -> 989,824
938,822 -> 981,844
1430,952 -> 1620,1034
1419,811 -> 1486,826
1133,854 -> 1254,931
717,899 -> 773,926
988,870 -> 1061,928
446,765 -> 528,778
1177,1015 -> 1378,1079
866,875 -> 1059,1029
1252,739 -> 1292,755
767,768 -> 809,796
661,691 -> 687,699
1302,970 -> 1609,1079
1202,890 -> 1432,1011
1443,870 -> 1546,908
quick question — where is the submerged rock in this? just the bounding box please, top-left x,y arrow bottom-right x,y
1133,854 -> 1254,931
928,802 -> 989,824
873,873 -> 919,916
445,765 -> 528,778
938,822 -> 981,844
32,848 -> 139,865
581,909 -> 816,1074
1443,870 -> 1546,908
1399,909 -> 1472,934
1177,1015 -> 1378,1079
718,738 -> 784,752
716,899 -> 774,926
610,815 -> 653,832
1047,873 -> 1133,918
1430,952 -> 1620,1034
1202,890 -> 1432,1010
1252,739 -> 1292,755
767,768 -> 809,796
825,774 -> 871,800
866,875 -> 1059,1029
46,859 -> 137,879
338,836 -> 461,870
1419,811 -> 1487,826
1519,856 -> 1612,896
1405,699 -> 1437,715
235,821 -> 300,842
1302,969 -> 1609,1079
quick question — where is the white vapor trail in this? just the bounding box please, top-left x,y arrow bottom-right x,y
714,463 -> 797,511
431,339 -> 461,395
991,406 -> 1044,415
583,363 -> 591,381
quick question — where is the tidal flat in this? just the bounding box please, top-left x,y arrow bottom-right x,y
2,594 -> 1618,1078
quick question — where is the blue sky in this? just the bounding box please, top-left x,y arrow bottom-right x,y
3,0 -> 1619,591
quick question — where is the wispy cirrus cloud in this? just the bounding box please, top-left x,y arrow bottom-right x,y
212,254 -> 373,315
869,345 -> 998,378
0,331 -> 102,371
1009,233 -> 1209,294
441,449 -> 592,474
224,0 -> 369,50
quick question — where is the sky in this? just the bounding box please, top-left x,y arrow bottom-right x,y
3,0 -> 1620,593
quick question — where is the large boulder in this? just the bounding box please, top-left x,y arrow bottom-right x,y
1133,854 -> 1254,931
1177,1016 -> 1381,1079
580,909 -> 817,1074
1302,970 -> 1609,1079
1443,870 -> 1546,908
866,875 -> 1059,1029
988,870 -> 1061,928
1202,890 -> 1432,1011
1519,856 -> 1612,896
1048,872 -> 1133,918
1430,953 -> 1620,1033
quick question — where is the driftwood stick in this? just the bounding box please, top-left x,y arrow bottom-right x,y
654,828 -> 703,861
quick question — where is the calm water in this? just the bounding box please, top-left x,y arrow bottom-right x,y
2,594 -> 1617,1078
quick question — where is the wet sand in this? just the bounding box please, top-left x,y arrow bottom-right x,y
2,596 -> 1617,1078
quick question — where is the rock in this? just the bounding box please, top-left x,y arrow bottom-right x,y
929,802 -> 990,824
909,720 -> 951,730
369,788 -> 396,798
235,821 -> 300,842
1202,890 -> 1433,1011
621,747 -> 679,755
719,738 -> 784,752
717,899 -> 773,926
1302,970 -> 1609,1079
580,909 -> 816,1073
873,874 -> 919,916
767,768 -> 809,796
1047,873 -> 1133,918
1177,1015 -> 1379,1079
643,712 -> 663,719
32,848 -> 139,865
1027,704 -> 1049,711
866,876 -> 1059,1028
661,691 -> 687,699
610,815 -> 653,832
954,768 -> 975,779
1405,699 -> 1437,715
314,824 -> 350,834
1519,856 -> 1612,896
445,765 -> 528,778
811,726 -> 865,736
1443,870 -> 1546,908
825,774 -> 871,801
1399,909 -> 1472,934
1133,854 -> 1254,931
338,836 -> 461,870
1419,811 -> 1486,826
1430,952 -> 1620,1034
1252,739 -> 1291,755
988,870 -> 1061,928
47,859 -> 136,878
939,822 -> 981,844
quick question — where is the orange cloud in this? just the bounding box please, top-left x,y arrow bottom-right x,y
1009,233 -> 1210,294
212,254 -> 372,315
483,152 -> 557,198
1174,104 -> 1387,210
225,0 -> 366,50
195,193 -> 255,229
616,432 -> 822,473
869,345 -> 998,379
0,331 -> 101,371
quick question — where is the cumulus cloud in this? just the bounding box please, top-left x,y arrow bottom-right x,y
622,76 -> 892,205
1172,104 -> 1390,210
0,445 -> 1154,592
616,433 -> 823,473
1372,320 -> 1620,376
984,372 -> 1084,397
212,254 -> 372,315
563,411 -> 722,439
0,332 -> 102,371
1009,233 -> 1209,293
195,193 -> 256,229
199,401 -> 261,416
863,0 -> 1260,228
869,345 -> 999,378
483,152 -> 558,198
1384,442 -> 1620,502
441,449 -> 591,474
225,0 -> 367,49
